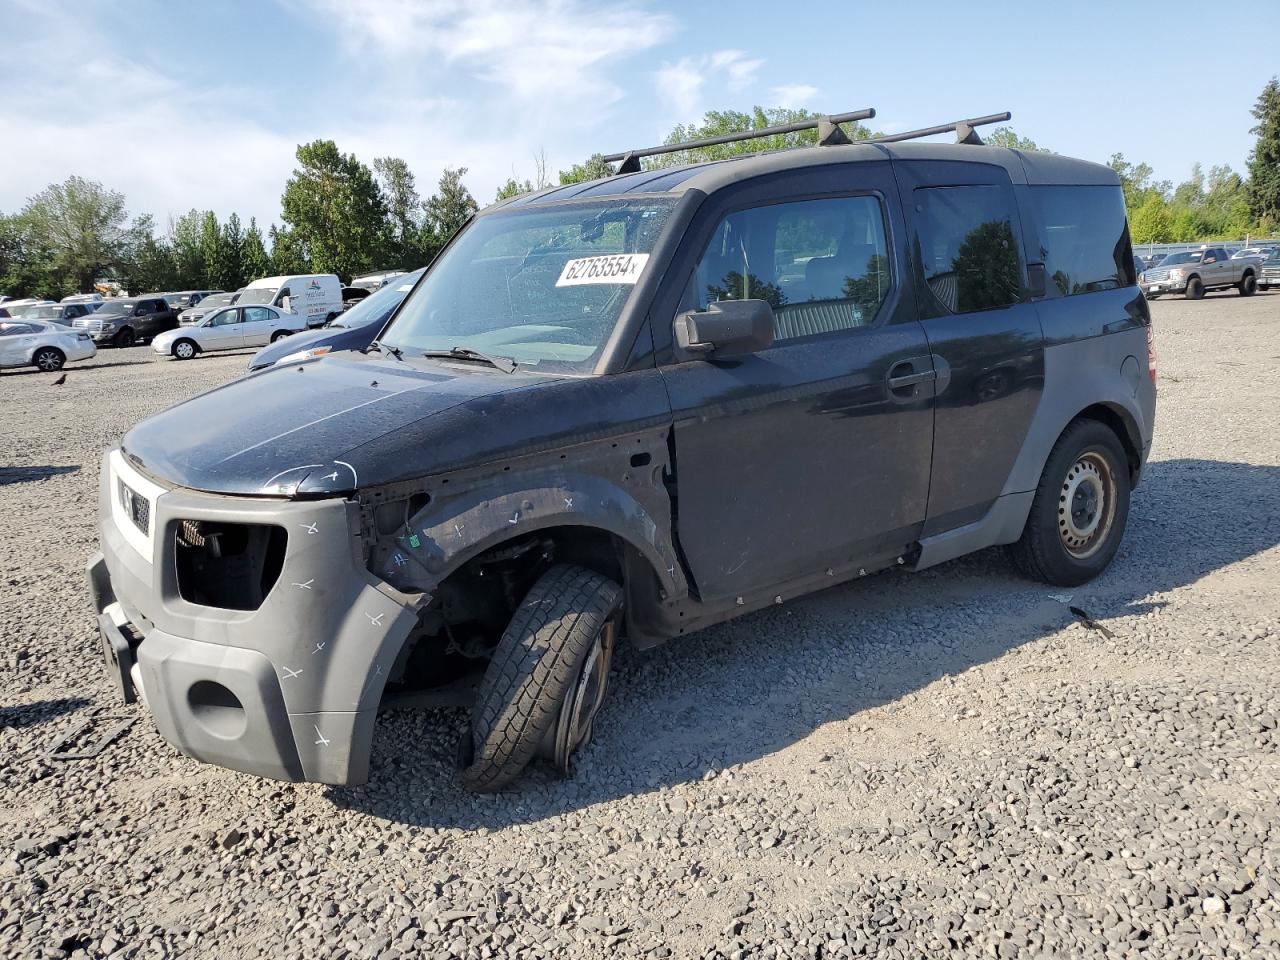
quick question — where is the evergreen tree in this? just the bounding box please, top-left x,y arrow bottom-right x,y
240,218 -> 272,283
219,213 -> 245,290
1246,77 -> 1280,229
422,167 -> 478,259
280,139 -> 390,279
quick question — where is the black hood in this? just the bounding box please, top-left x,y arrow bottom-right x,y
121,352 -> 552,496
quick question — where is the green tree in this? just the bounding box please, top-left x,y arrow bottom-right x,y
558,154 -> 615,185
240,218 -> 272,282
218,213 -> 245,290
169,209 -> 205,288
422,167 -> 478,259
985,127 -> 1048,152
121,215 -> 178,294
1246,77 -> 1280,229
281,139 -> 390,279
374,156 -> 421,267
199,210 -> 224,288
1129,193 -> 1174,244
0,212 -> 58,298
21,176 -> 131,293
495,177 -> 535,202
268,224 -> 309,275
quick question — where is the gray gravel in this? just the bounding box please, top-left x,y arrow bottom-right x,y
2,293 -> 1278,960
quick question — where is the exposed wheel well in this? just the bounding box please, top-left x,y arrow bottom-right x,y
1073,403 -> 1141,484
376,525 -> 655,709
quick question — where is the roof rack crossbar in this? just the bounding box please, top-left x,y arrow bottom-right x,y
870,112 -> 1011,145
602,108 -> 877,171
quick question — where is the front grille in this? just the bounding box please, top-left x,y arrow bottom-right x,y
1145,268 -> 1171,282
118,479 -> 150,535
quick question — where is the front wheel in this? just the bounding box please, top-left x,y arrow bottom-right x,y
1184,277 -> 1204,300
1239,273 -> 1257,297
172,339 -> 197,360
460,564 -> 622,792
33,347 -> 65,372
270,330 -> 290,343
1007,419 -> 1131,587
113,327 -> 136,348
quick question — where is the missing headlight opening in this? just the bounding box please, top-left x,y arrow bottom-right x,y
174,520 -> 287,611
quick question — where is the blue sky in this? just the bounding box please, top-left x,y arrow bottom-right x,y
1,0 -> 1272,231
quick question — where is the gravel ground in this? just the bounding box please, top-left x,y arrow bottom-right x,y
2,293 -> 1278,960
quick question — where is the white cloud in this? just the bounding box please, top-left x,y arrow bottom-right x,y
770,83 -> 820,109
655,49 -> 764,118
292,0 -> 673,104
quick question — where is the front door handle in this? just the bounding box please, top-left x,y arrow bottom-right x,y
886,359 -> 937,397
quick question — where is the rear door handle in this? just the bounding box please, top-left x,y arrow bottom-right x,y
886,359 -> 937,395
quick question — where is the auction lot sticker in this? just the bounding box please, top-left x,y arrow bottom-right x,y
556,253 -> 650,286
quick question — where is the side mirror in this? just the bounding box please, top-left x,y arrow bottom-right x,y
675,299 -> 775,359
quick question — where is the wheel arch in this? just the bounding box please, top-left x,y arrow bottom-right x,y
1073,401 -> 1142,484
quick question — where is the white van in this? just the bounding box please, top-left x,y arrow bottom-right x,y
237,275 -> 343,329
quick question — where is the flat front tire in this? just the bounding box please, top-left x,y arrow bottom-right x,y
1008,419 -> 1131,587
460,564 -> 622,792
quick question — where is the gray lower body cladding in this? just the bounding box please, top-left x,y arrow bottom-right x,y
89,450 -> 419,785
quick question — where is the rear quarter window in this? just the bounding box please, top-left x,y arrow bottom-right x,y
1032,185 -> 1135,295
914,184 -> 1023,315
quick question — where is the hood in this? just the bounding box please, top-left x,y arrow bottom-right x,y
121,352 -> 552,497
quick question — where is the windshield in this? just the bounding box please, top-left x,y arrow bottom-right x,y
99,300 -> 137,315
383,198 -> 677,372
238,287 -> 278,305
331,269 -> 424,328
27,305 -> 63,320
1160,252 -> 1200,266
194,293 -> 234,310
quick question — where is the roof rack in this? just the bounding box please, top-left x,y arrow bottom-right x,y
869,112 -> 1011,146
601,109 -> 1013,176
602,108 -> 877,174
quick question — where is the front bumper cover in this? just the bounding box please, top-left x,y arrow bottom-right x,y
88,450 -> 421,784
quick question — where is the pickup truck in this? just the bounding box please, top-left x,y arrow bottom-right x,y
1140,246 -> 1258,299
71,296 -> 180,347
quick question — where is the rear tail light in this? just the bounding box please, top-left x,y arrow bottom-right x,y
1146,323 -> 1157,384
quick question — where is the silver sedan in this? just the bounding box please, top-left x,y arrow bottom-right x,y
0,320 -> 97,372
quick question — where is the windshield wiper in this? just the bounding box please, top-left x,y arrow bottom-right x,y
421,346 -> 517,373
364,340 -> 403,360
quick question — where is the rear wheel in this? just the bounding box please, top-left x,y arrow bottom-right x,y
1184,277 -> 1204,300
1239,273 -> 1257,297
270,330 -> 290,343
460,564 -> 622,792
33,347 -> 65,372
113,327 -> 136,348
1007,419 -> 1131,587
172,339 -> 198,360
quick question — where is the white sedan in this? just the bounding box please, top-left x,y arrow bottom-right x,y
0,320 -> 97,372
153,305 -> 305,360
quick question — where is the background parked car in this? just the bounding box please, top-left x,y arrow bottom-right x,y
4,299 -> 55,317
340,285 -> 371,309
71,295 -> 179,346
177,290 -> 241,326
1140,246 -> 1258,299
247,267 -> 424,370
1258,251 -> 1280,291
165,290 -> 223,312
154,304 -> 306,360
22,302 -> 98,326
1232,247 -> 1273,261
0,319 -> 97,372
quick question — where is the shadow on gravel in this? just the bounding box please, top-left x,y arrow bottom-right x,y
329,457 -> 1280,827
0,698 -> 90,730
0,465 -> 81,485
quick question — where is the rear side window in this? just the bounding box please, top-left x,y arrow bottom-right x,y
914,185 -> 1023,314
1032,185 -> 1135,294
692,194 -> 893,342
